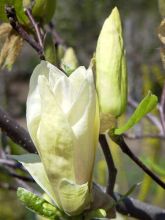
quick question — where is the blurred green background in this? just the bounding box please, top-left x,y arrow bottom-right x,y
0,0 -> 165,219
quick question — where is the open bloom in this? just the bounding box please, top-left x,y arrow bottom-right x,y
16,61 -> 99,216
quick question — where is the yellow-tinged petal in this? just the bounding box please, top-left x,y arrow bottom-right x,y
36,75 -> 76,207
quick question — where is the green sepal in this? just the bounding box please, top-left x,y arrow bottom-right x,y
44,32 -> 56,65
17,187 -> 66,219
114,91 -> 158,135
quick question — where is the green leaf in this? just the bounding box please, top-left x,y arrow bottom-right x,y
17,187 -> 65,219
0,0 -> 14,21
32,0 -> 56,23
44,32 -> 56,65
114,91 -> 158,135
0,0 -> 28,24
44,0 -> 56,23
14,0 -> 29,25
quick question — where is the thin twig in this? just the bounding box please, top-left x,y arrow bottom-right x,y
25,8 -> 43,48
5,6 -> 45,60
110,133 -> 165,189
99,134 -> 117,197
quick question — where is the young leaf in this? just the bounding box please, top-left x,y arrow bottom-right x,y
17,187 -> 66,220
0,0 -> 28,24
14,0 -> 29,25
32,0 -> 56,23
114,91 -> 158,135
44,0 -> 56,23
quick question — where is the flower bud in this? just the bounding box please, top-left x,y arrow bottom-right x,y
96,7 -> 127,132
61,47 -> 79,75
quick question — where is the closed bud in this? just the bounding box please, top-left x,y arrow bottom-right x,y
96,7 -> 127,132
61,47 -> 79,75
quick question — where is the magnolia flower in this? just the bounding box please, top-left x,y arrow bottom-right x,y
96,7 -> 127,132
15,61 -> 100,216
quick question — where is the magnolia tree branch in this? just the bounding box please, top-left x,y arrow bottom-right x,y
99,134 -> 117,197
110,133 -> 165,189
5,6 -> 45,60
0,107 -> 35,153
114,193 -> 165,220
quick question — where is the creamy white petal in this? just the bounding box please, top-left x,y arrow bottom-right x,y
52,76 -> 73,113
48,62 -> 66,89
70,68 -> 99,185
67,80 -> 89,127
69,66 -> 87,95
